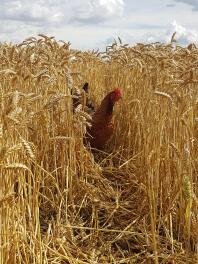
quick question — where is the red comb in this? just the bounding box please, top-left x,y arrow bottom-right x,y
114,88 -> 121,94
112,88 -> 122,102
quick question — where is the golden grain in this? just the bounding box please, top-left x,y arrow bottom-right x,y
0,35 -> 197,264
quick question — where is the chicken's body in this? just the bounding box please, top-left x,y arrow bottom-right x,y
86,88 -> 121,149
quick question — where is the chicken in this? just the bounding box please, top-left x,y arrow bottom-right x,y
86,88 -> 121,149
72,82 -> 95,114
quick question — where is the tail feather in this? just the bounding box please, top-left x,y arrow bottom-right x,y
72,82 -> 95,115
82,82 -> 89,93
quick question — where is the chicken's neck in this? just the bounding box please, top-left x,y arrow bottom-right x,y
106,100 -> 114,114
92,98 -> 114,127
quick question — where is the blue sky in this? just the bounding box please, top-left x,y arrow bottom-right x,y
1,0 -> 198,50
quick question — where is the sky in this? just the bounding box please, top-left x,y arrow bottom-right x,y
1,0 -> 198,50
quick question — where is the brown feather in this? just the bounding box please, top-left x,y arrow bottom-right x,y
86,89 -> 121,149
72,82 -> 95,114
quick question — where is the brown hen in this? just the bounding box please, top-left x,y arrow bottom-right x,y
86,88 -> 121,149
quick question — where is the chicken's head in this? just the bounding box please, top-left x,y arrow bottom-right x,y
110,88 -> 122,103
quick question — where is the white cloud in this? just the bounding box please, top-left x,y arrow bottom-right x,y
173,0 -> 198,11
111,20 -> 198,48
165,20 -> 198,44
71,0 -> 124,23
0,0 -> 126,48
0,0 -> 124,25
0,0 -> 64,24
0,1 -> 198,50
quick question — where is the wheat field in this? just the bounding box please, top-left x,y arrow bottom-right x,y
0,35 -> 197,263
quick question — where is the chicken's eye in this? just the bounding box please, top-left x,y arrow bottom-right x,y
114,93 -> 121,102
